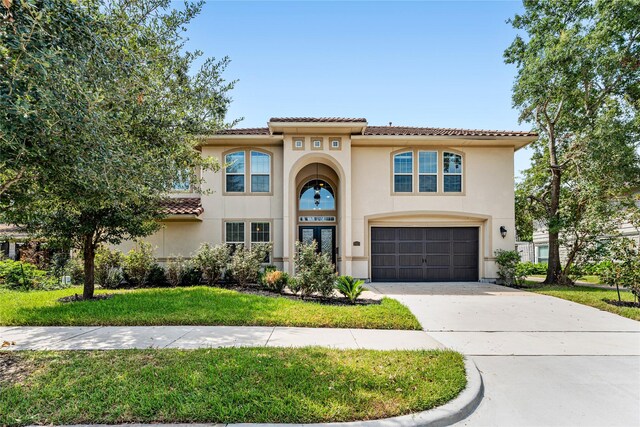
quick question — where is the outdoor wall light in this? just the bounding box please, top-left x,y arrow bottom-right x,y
500,226 -> 507,238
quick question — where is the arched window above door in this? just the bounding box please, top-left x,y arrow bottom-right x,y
299,179 -> 335,210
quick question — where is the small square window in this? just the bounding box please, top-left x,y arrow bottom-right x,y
295,140 -> 303,148
331,140 -> 339,148
313,140 -> 321,148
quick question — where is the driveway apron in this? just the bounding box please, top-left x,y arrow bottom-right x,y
369,282 -> 640,427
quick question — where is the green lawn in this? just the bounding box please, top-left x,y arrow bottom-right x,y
528,285 -> 639,321
530,274 -> 602,284
0,286 -> 421,330
0,348 -> 465,426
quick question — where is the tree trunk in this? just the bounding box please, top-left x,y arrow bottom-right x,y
83,234 -> 96,299
544,121 -> 563,285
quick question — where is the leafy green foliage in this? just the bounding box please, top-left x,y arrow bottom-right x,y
228,244 -> 272,287
94,247 -> 124,289
335,276 -> 365,304
263,270 -> 289,293
599,239 -> 640,301
191,243 -> 230,285
0,259 -> 58,290
517,262 -> 548,276
123,242 -> 157,287
494,249 -> 525,287
505,0 -> 640,284
1,0 -> 236,298
294,241 -> 336,298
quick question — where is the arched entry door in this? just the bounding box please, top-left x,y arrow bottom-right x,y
298,178 -> 336,265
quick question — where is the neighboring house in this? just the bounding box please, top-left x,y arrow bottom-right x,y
0,224 -> 30,260
116,117 -> 536,282
531,209 -> 640,264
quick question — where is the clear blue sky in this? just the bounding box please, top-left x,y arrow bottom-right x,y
184,0 -> 533,176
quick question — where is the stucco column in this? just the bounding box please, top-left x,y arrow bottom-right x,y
342,139 -> 353,276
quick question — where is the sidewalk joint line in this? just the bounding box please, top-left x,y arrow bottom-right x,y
264,326 -> 276,347
162,327 -> 196,348
348,329 -> 360,349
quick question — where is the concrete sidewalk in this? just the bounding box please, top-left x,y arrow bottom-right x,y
0,325 -> 443,351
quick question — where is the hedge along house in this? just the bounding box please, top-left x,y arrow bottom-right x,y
117,117 -> 536,282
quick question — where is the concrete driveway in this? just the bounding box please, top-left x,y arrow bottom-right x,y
369,282 -> 640,427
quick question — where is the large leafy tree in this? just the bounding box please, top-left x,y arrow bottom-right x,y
1,0 -> 236,298
505,0 -> 640,284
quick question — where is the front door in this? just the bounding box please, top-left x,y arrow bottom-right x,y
298,226 -> 336,265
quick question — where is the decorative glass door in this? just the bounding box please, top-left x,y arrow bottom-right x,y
298,226 -> 336,265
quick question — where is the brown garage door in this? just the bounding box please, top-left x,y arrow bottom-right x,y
371,227 -> 479,282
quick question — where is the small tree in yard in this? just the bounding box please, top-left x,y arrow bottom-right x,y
600,239 -> 640,303
1,0 -> 236,299
228,244 -> 272,287
294,241 -> 336,298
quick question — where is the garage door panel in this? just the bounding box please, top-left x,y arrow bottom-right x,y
399,242 -> 423,253
398,228 -> 424,240
453,241 -> 477,253
425,254 -> 451,267
371,242 -> 395,254
425,242 -> 450,254
371,227 -> 478,282
425,228 -> 450,240
372,228 -> 396,241
399,255 -> 423,267
371,254 -> 396,267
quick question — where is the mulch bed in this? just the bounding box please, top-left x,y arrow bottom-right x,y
603,299 -> 640,308
228,285 -> 381,306
58,293 -> 115,303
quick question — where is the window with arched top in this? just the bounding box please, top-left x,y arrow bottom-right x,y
224,149 -> 271,193
393,151 -> 413,193
443,152 -> 463,192
299,180 -> 335,210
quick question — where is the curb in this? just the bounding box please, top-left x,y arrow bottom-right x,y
46,358 -> 483,427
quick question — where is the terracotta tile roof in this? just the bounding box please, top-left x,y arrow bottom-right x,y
215,127 -> 270,135
161,198 -> 204,216
269,117 -> 368,123
364,126 -> 537,137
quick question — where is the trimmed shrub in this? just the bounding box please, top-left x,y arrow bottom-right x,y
95,247 -> 125,289
180,264 -> 203,287
263,270 -> 289,293
166,257 -> 189,287
495,249 -> 525,287
123,241 -> 156,287
599,239 -> 640,301
228,243 -> 272,287
192,243 -> 229,285
294,241 -> 336,298
335,275 -> 365,304
517,261 -> 548,276
0,259 -> 58,290
147,263 -> 169,287
67,256 -> 85,286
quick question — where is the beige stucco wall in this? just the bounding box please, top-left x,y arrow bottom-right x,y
118,129 -> 522,281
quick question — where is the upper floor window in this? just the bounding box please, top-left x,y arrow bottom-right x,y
225,151 -> 245,192
418,151 -> 437,192
393,152 -> 413,193
225,149 -> 272,194
443,152 -> 463,192
172,168 -> 191,192
250,151 -> 270,193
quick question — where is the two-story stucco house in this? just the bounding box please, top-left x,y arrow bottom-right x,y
117,117 -> 536,282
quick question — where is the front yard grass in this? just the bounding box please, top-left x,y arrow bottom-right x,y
527,284 -> 639,321
0,286 -> 421,330
0,348 -> 465,426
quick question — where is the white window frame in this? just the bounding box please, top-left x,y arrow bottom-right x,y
393,151 -> 413,193
313,139 -> 322,148
443,151 -> 463,193
418,150 -> 438,193
250,151 -> 271,193
295,139 -> 303,148
331,139 -> 340,148
225,151 -> 246,193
